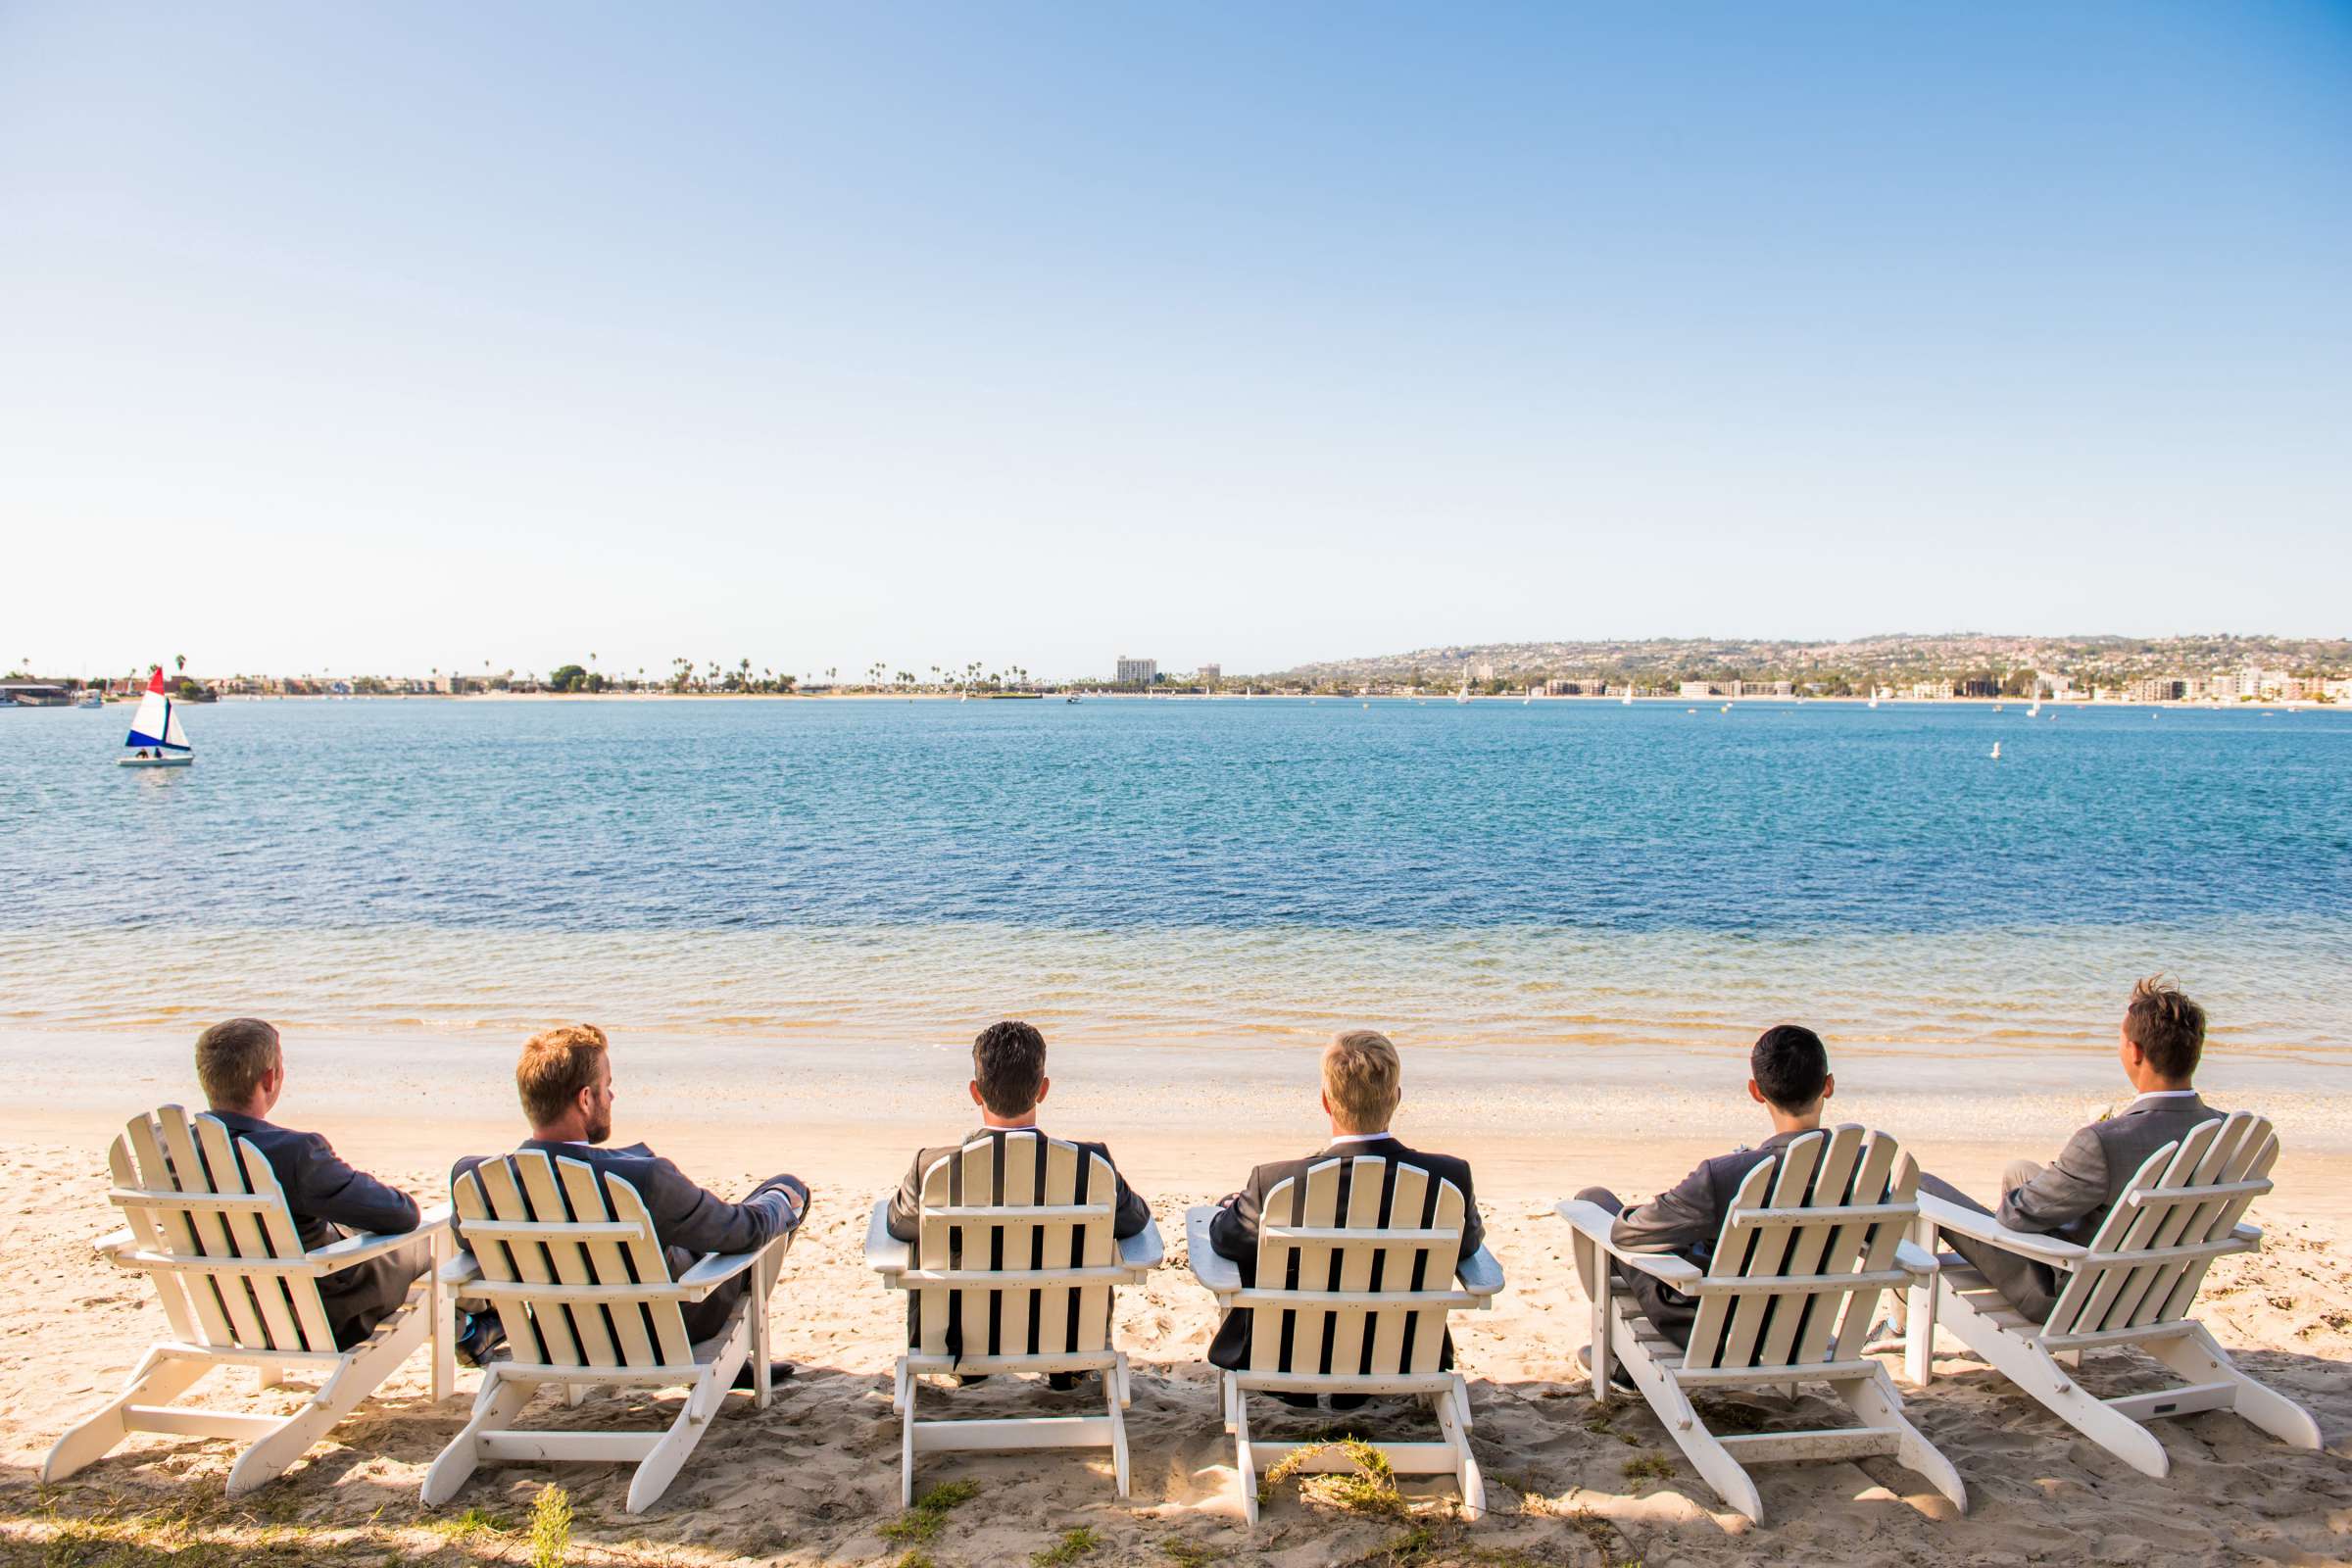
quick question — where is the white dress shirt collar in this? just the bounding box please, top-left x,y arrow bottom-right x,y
2129,1089 -> 2199,1106
1328,1130 -> 1393,1146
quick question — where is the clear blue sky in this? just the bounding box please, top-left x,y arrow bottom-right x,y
4,2 -> 2347,680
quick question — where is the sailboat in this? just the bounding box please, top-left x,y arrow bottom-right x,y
119,666 -> 193,767
1990,742 -> 2002,760
2028,700 -> 2041,716
1621,688 -> 1633,706
1454,668 -> 1472,705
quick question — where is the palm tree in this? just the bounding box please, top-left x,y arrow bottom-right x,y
174,654 -> 186,674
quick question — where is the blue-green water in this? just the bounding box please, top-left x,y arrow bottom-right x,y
4,697 -> 2346,1051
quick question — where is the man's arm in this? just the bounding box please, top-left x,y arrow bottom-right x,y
1207,1168 -> 1265,1265
641,1155 -> 796,1256
1608,1161 -> 1720,1259
1995,1125 -> 2110,1236
292,1133 -> 419,1240
1452,1165 -> 1487,1263
885,1149 -> 930,1244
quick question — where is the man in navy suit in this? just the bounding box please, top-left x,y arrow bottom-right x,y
195,1017 -> 430,1348
451,1023 -> 809,1384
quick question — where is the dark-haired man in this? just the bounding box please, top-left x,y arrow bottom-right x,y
1570,1024 -> 1835,1368
886,1020 -> 1151,1385
193,1017 -> 432,1348
452,1023 -> 809,1383
1917,975 -> 2223,1322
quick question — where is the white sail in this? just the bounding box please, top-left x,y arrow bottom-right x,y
123,669 -> 191,752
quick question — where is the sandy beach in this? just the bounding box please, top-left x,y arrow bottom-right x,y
4,1029 -> 2347,1566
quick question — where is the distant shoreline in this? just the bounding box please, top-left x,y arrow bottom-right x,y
191,690 -> 2343,709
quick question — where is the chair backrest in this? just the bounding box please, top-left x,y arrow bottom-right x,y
1248,1154 -> 1467,1378
1681,1124 -> 1918,1375
452,1150 -> 694,1370
910,1132 -> 1121,1361
2042,1111 -> 2278,1340
107,1105 -> 338,1355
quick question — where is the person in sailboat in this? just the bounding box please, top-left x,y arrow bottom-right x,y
193,1018 -> 437,1348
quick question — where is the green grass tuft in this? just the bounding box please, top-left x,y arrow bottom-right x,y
1620,1452 -> 1675,1490
1031,1525 -> 1102,1565
880,1476 -> 983,1544
1257,1437 -> 1404,1516
527,1484 -> 573,1568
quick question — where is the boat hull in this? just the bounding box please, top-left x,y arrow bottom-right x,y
117,756 -> 193,768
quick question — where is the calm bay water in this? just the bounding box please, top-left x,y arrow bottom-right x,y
4,697 -> 2347,1053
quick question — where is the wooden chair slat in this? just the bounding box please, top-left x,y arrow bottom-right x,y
1705,1143 -> 1815,1371
1408,1177 -> 1466,1373
515,1152 -> 618,1368
1830,1147 -> 1920,1364
112,1136 -> 198,1343
455,1167 -> 543,1364
557,1157 -> 657,1366
1328,1157 -> 1386,1376
1369,1163 -> 1427,1373
1745,1128 -> 1852,1371
2102,1115 -> 2244,1330
1072,1149 -> 1116,1353
128,1111 -> 236,1346
479,1155 -> 581,1365
602,1176 -> 693,1365
998,1134 -> 1039,1358
1250,1171 -> 1299,1374
1035,1141 -> 1078,1355
2055,1119 -> 2219,1337
189,1115 -> 293,1352
220,1133 -> 337,1354
1784,1128 -> 1893,1368
160,1106 -> 271,1349
2156,1121 -> 2277,1322
916,1154 -> 956,1357
957,1142 -> 997,1360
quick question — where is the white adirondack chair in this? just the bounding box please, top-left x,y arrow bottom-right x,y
1556,1125 -> 1963,1524
423,1150 -> 795,1514
1909,1110 -> 2322,1476
1184,1154 -> 1505,1526
42,1105 -> 454,1495
864,1132 -> 1164,1504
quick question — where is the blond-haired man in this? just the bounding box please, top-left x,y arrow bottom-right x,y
193,1017 -> 431,1348
451,1024 -> 809,1383
1204,1030 -> 1486,1404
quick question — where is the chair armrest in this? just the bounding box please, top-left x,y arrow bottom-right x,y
1457,1244 -> 1505,1298
2230,1221 -> 2262,1246
1186,1204 -> 1244,1296
1118,1218 -> 1165,1275
414,1202 -> 455,1234
438,1252 -> 485,1300
1554,1199 -> 1705,1288
1916,1193 -> 2086,1265
93,1229 -> 137,1263
866,1197 -> 912,1284
1895,1237 -> 1938,1278
676,1246 -> 762,1299
309,1222 -> 437,1272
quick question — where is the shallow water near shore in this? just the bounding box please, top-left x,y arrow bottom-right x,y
5,696 -> 2348,1050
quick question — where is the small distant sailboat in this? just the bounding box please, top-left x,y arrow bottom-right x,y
76,690 -> 104,710
1989,742 -> 2001,760
1621,688 -> 1633,706
118,665 -> 193,767
2028,700 -> 2041,717
1454,668 -> 1471,705
1867,693 -> 1879,709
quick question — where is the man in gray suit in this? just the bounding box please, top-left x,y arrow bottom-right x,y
1917,976 -> 2221,1322
886,1020 -> 1150,1385
452,1023 -> 809,1385
1571,1024 -> 1835,1381
194,1017 -> 431,1348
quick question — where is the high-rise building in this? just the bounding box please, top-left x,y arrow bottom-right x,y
1199,663 -> 1221,685
1115,656 -> 1157,687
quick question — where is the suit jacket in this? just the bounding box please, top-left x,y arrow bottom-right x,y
452,1141 -> 801,1344
208,1110 -> 425,1347
1602,1128 -> 1815,1341
1205,1135 -> 1486,1372
1998,1092 -> 2224,1245
885,1128 -> 1150,1245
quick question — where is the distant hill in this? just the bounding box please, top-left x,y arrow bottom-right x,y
1250,632 -> 2351,687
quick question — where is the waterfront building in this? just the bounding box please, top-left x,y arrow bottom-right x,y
1115,656 -> 1157,687
1679,681 -> 1713,698
1199,663 -> 1220,686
